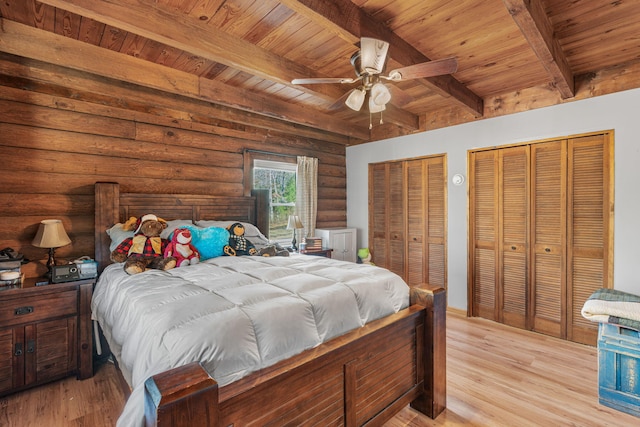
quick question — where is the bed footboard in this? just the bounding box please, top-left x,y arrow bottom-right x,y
144,284 -> 446,426
410,283 -> 447,418
144,363 -> 218,427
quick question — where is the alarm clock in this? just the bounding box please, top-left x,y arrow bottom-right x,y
51,264 -> 81,283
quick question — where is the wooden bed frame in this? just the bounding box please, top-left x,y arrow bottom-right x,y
94,182 -> 446,426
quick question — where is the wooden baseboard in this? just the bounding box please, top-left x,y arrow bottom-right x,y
447,306 -> 467,317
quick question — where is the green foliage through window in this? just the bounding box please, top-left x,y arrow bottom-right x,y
253,161 -> 297,242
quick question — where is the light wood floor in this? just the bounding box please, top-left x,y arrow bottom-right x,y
1,311 -> 637,426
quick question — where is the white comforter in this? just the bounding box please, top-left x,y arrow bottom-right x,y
92,254 -> 409,427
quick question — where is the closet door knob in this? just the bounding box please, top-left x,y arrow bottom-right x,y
545,248 -> 551,253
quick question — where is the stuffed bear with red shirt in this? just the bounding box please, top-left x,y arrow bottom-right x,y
110,214 -> 177,275
164,228 -> 200,267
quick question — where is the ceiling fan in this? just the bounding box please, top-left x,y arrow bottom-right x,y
291,37 -> 458,128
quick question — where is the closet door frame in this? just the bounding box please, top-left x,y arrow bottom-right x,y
368,154 -> 447,289
467,130 -> 614,345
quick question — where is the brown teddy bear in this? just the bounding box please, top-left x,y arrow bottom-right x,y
111,214 -> 177,275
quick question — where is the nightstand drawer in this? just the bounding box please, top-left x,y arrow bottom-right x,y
0,290 -> 77,328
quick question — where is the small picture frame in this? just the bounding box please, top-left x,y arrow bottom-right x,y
304,237 -> 323,250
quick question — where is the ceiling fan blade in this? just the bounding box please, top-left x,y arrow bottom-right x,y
387,84 -> 414,107
291,77 -> 357,85
360,37 -> 389,74
387,57 -> 458,81
327,91 -> 352,111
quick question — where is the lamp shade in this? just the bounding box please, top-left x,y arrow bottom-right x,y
345,88 -> 366,111
369,96 -> 387,113
370,82 -> 391,106
286,215 -> 304,230
32,219 -> 71,249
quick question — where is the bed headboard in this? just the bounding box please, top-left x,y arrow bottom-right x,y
94,182 -> 269,273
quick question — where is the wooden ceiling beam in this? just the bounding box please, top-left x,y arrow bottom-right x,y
502,0 -> 575,98
37,0 -> 337,100
0,18 -> 371,140
37,0 -> 419,132
279,0 -> 484,117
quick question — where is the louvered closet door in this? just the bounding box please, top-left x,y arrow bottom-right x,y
370,163 -> 388,268
427,159 -> 446,288
531,141 -> 567,339
387,162 -> 406,277
406,158 -> 447,287
567,134 -> 611,345
470,150 -> 498,320
499,147 -> 529,329
407,159 -> 426,286
368,161 -> 405,276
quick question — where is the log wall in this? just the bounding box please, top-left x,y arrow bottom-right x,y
0,53 -> 347,278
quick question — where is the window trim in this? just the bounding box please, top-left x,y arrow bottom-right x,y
243,150 -> 296,196
244,150 -> 298,245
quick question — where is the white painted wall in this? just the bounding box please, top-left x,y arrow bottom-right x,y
346,88 -> 640,310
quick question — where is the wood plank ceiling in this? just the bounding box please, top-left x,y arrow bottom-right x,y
1,0 -> 640,145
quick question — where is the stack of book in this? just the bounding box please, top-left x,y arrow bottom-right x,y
0,248 -> 24,288
304,237 -> 323,251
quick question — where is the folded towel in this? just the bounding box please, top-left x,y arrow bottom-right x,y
581,288 -> 640,331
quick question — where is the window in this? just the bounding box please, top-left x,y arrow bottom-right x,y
253,159 -> 297,243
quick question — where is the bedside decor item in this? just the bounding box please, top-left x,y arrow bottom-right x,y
304,237 -> 322,251
286,215 -> 304,251
32,219 -> 71,278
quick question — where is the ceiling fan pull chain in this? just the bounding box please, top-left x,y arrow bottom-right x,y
380,112 -> 384,125
369,113 -> 373,130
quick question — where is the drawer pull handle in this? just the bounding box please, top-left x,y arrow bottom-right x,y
14,306 -> 34,316
14,343 -> 23,356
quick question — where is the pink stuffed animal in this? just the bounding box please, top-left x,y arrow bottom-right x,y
164,228 -> 200,267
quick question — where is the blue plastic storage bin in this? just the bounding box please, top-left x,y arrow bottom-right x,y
598,323 -> 640,417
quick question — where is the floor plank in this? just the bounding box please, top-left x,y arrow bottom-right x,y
0,311 -> 636,426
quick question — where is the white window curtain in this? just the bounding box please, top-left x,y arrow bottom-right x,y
296,156 -> 318,238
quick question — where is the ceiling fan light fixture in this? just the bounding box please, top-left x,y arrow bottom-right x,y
345,88 -> 366,111
369,97 -> 386,113
370,82 -> 391,106
360,37 -> 390,74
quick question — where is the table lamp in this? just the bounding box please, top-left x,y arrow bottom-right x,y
32,219 -> 71,278
286,215 -> 304,251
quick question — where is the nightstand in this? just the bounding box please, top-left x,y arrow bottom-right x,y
300,248 -> 333,258
0,277 -> 94,396
315,228 -> 357,262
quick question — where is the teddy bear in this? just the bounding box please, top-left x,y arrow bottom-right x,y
223,222 -> 257,256
256,243 -> 290,257
110,214 -> 177,275
164,228 -> 200,267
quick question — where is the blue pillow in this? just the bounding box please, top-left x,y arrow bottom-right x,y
172,225 -> 228,260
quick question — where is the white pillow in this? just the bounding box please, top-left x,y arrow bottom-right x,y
161,219 -> 194,239
106,223 -> 134,252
